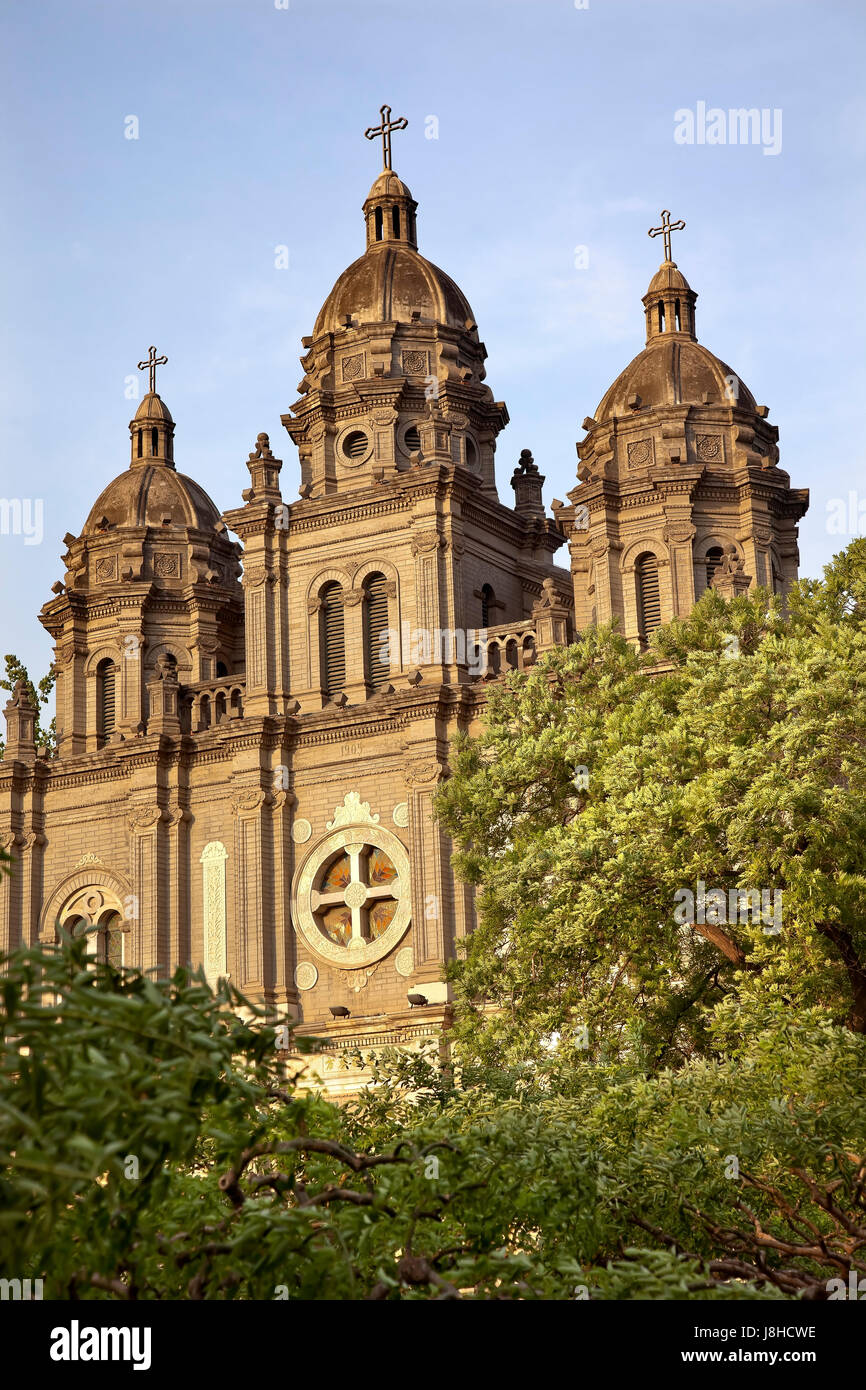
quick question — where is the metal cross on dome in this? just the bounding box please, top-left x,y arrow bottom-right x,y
137,345 -> 168,395
312,843 -> 399,948
648,209 -> 686,263
364,104 -> 408,171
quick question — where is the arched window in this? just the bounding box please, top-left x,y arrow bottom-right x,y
658,302 -> 665,334
392,206 -> 400,238
465,437 -> 478,469
674,298 -> 681,331
505,639 -> 518,669
363,573 -> 390,689
374,207 -> 383,242
137,429 -> 143,459
216,660 -> 228,678
404,424 -> 421,453
705,546 -> 724,591
151,427 -> 159,456
635,552 -> 662,648
480,583 -> 495,629
97,658 -> 116,745
97,910 -> 124,967
319,582 -> 346,698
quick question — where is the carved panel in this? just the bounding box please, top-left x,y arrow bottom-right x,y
94,555 -> 117,583
200,841 -> 228,986
402,350 -> 427,375
627,439 -> 652,469
153,552 -> 181,578
696,434 -> 722,462
341,353 -> 364,381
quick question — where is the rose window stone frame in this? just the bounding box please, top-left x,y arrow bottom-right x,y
293,821 -> 412,968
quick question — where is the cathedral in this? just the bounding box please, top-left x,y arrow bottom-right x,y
0,111 -> 808,1093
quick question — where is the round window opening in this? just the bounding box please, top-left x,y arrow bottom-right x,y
294,824 -> 412,968
342,430 -> 368,461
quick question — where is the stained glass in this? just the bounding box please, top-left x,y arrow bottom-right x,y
369,850 -> 396,885
369,899 -> 397,938
320,906 -> 352,946
321,854 -> 351,893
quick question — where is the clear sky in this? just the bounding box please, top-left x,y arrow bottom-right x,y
1,0 -> 864,682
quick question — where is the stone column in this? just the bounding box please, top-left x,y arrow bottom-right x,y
341,589 -> 366,700
663,520 -> 697,618
167,806 -> 190,969
0,831 -> 22,953
404,757 -> 452,997
231,788 -> 270,992
127,806 -> 167,973
19,831 -> 45,947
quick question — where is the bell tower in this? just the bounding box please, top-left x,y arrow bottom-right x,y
558,211 -> 809,647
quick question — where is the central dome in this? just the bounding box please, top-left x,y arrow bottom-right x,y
312,166 -> 475,337
313,243 -> 475,337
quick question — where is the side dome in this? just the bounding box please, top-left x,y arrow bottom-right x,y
83,465 -> 222,535
595,338 -> 757,421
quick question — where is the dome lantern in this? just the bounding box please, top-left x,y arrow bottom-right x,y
362,105 -> 417,248
130,346 -> 176,466
643,211 -> 697,343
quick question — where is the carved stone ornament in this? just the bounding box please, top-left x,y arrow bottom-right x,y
325,792 -> 379,829
696,434 -> 722,462
410,529 -> 442,556
249,432 -> 274,460
395,946 -> 414,977
392,802 -> 409,827
95,556 -> 117,583
292,818 -> 312,843
294,961 -> 318,991
341,354 -> 364,382
242,566 -> 268,590
404,760 -> 443,788
337,964 -> 378,993
342,590 -> 363,607
627,439 -> 652,468
127,806 -> 165,833
402,350 -> 427,375
231,788 -> 268,816
153,552 -> 180,578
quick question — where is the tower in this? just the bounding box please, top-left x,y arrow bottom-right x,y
1,111 -> 572,1096
559,211 -> 809,647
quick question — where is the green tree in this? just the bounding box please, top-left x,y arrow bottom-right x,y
0,934 -> 786,1300
435,540 -> 866,1071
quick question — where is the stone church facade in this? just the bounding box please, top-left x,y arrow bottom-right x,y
0,123 -> 807,1093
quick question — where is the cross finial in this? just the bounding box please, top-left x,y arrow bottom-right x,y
137,345 -> 168,395
364,104 -> 408,171
648,209 -> 686,263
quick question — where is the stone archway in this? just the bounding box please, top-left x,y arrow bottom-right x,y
40,867 -> 132,964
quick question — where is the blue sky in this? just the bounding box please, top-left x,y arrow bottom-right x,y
1,0 -> 864,681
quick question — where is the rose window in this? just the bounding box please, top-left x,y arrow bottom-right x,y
293,817 -> 412,968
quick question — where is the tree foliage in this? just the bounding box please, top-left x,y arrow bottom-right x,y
435,539 -> 866,1069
